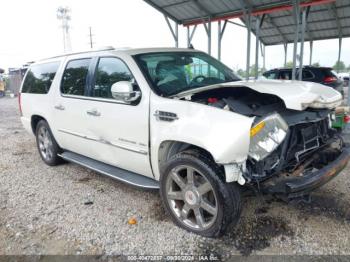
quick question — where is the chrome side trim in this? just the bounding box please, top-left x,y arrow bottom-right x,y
60,94 -> 131,105
58,129 -> 148,155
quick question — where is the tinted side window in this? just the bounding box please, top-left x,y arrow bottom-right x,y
302,70 -> 314,80
22,62 -> 60,94
264,71 -> 277,79
279,70 -> 292,80
92,57 -> 133,98
61,59 -> 91,96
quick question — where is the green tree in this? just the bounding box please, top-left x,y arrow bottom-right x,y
249,64 -> 265,77
333,60 -> 346,72
236,69 -> 246,78
235,66 -> 266,79
285,61 -> 293,68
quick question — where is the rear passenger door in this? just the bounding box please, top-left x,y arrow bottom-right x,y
51,57 -> 98,158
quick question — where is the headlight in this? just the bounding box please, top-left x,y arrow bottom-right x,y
249,113 -> 288,161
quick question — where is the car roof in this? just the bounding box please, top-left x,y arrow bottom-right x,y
266,66 -> 333,72
34,47 -> 199,64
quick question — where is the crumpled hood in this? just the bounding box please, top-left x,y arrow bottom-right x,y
235,80 -> 342,110
177,79 -> 343,111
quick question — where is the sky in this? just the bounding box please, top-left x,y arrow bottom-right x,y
0,0 -> 349,73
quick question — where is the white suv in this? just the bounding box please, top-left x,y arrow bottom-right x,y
20,47 -> 349,237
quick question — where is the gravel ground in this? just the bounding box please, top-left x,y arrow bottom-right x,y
0,97 -> 350,259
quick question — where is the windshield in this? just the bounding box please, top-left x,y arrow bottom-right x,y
134,52 -> 240,96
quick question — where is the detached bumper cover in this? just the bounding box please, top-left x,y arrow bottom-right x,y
263,147 -> 350,197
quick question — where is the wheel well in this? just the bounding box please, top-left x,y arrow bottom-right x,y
158,141 -> 215,173
31,115 -> 46,134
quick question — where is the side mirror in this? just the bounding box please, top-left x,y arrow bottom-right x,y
111,81 -> 141,103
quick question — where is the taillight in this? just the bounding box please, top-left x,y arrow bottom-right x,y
18,93 -> 23,116
344,115 -> 350,124
323,76 -> 337,84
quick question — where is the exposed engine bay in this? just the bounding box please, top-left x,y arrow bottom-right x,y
185,86 -> 344,185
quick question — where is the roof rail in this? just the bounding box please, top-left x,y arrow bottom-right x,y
43,46 -> 115,60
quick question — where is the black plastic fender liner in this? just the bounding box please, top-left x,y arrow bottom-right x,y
261,146 -> 350,197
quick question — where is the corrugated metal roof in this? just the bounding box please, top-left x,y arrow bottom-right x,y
144,0 -> 350,46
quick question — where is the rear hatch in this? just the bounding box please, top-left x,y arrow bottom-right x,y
320,68 -> 343,90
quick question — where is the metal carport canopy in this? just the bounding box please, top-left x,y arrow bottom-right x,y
144,0 -> 349,80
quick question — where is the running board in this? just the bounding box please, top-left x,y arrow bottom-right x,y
59,151 -> 159,189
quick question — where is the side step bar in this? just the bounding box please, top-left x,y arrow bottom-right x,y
59,151 -> 159,189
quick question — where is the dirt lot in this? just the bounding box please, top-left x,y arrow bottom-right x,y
1,97 -> 350,259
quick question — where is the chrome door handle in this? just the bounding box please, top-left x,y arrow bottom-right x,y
86,109 -> 101,117
54,104 -> 65,111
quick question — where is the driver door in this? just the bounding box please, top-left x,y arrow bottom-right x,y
83,56 -> 153,178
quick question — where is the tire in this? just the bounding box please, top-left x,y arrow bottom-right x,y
35,120 -> 63,166
160,149 -> 242,237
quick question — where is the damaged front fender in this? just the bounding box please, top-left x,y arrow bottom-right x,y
150,93 -> 254,180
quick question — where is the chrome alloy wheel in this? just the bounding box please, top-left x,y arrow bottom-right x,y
37,125 -> 54,161
165,165 -> 218,230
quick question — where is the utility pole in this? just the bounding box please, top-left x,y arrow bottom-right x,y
57,7 -> 72,53
88,27 -> 94,49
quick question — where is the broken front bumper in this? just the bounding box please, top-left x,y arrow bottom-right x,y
262,146 -> 350,199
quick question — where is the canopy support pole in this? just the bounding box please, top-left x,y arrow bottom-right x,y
284,43 -> 288,67
187,25 -> 197,48
245,11 -> 252,80
337,37 -> 342,73
309,41 -> 313,65
203,20 -> 212,55
164,15 -> 179,48
299,9 -> 306,80
260,42 -> 266,71
217,20 -> 227,61
255,16 -> 261,79
292,0 -> 300,80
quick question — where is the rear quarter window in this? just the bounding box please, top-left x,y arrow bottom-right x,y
61,58 -> 91,96
21,62 -> 60,94
301,70 -> 314,80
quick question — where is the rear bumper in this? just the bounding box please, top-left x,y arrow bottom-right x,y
20,116 -> 32,134
262,147 -> 350,198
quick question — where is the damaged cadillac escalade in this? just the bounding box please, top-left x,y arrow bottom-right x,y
20,48 -> 350,237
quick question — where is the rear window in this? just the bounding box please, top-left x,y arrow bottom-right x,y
21,62 -> 60,94
61,58 -> 91,96
321,68 -> 338,78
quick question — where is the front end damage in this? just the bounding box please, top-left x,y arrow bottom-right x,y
187,85 -> 350,200
251,119 -> 350,200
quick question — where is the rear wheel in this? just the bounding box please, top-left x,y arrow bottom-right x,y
160,150 -> 242,237
35,120 -> 63,166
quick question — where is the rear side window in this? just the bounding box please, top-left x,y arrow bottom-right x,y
92,57 -> 133,98
301,70 -> 314,80
21,62 -> 60,94
61,58 -> 91,96
279,70 -> 292,80
264,71 -> 277,79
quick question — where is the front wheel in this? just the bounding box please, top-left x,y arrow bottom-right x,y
160,150 -> 242,237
